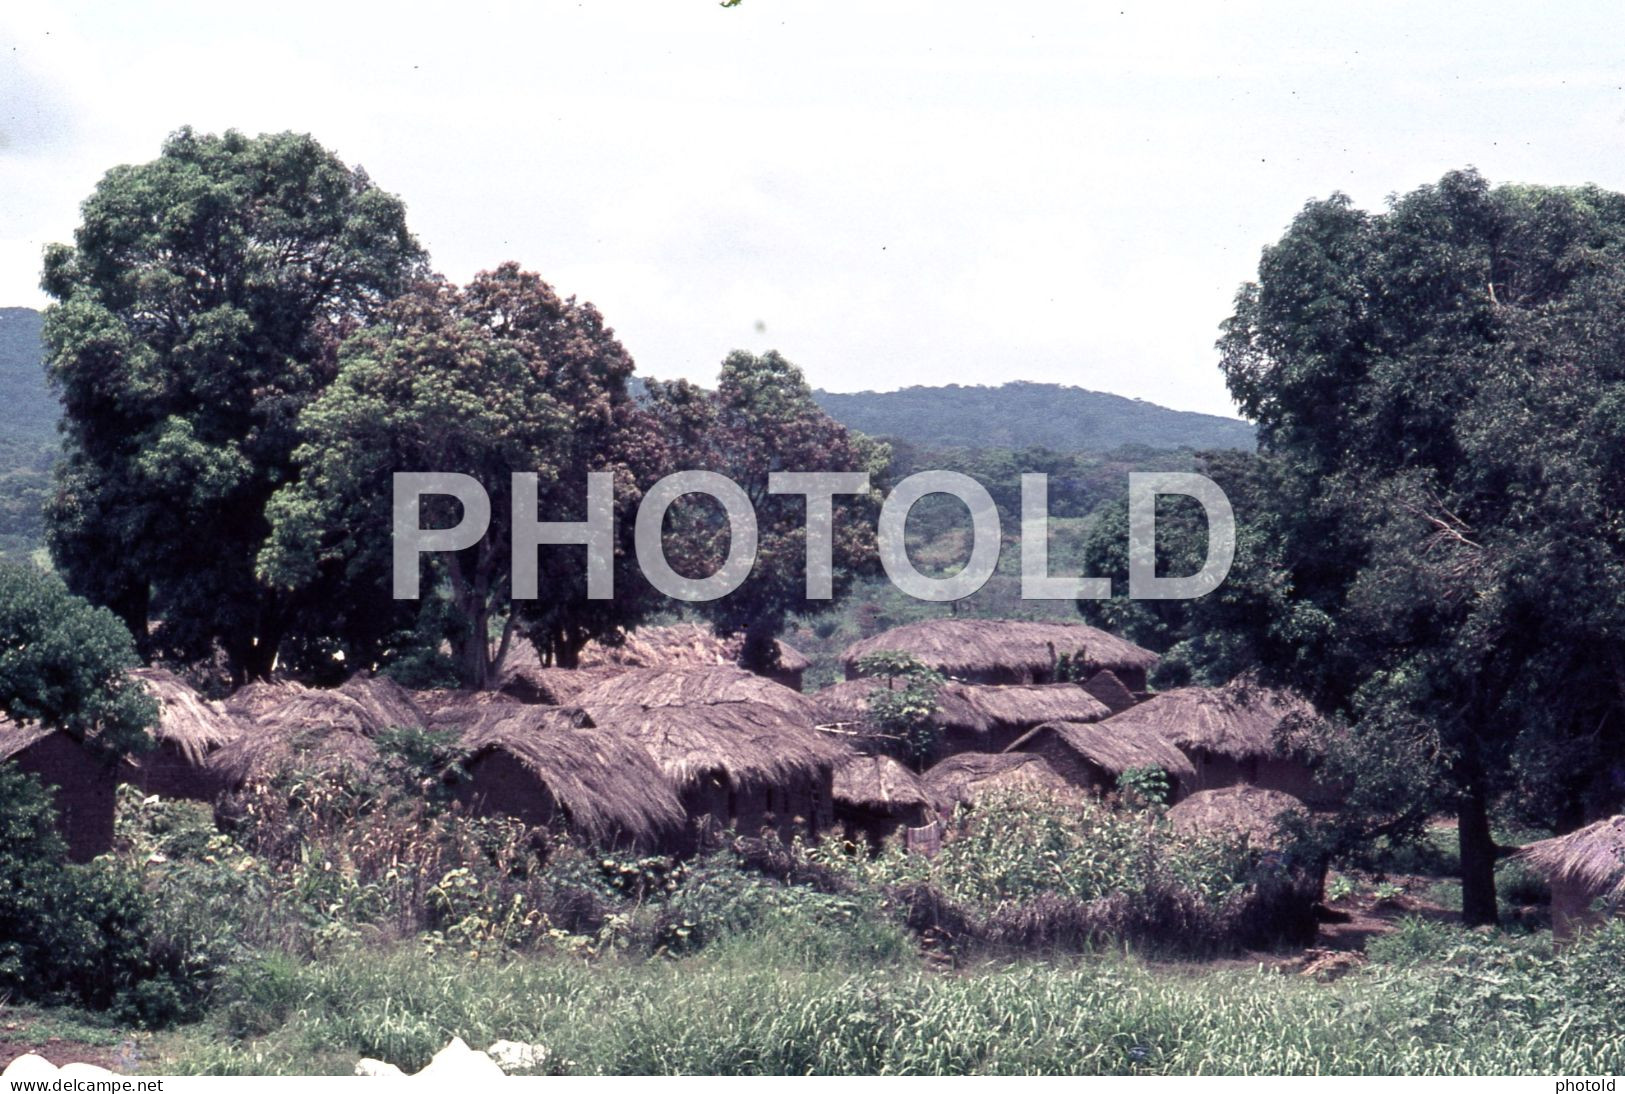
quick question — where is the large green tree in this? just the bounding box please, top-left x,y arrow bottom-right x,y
41,128 -> 425,684
646,351 -> 888,671
1175,170 -> 1625,924
260,265 -> 667,688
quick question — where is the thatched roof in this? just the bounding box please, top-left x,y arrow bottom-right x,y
811,677 -> 986,733
412,688 -> 526,720
964,684 -> 1109,729
583,700 -> 847,791
129,668 -> 240,763
841,619 -> 1157,682
224,675 -> 427,736
0,713 -> 55,759
573,665 -> 822,724
1080,670 -> 1138,714
1166,786 -> 1307,846
453,703 -> 686,843
832,754 -> 931,813
921,751 -> 1077,811
1099,676 -> 1317,761
205,718 -> 380,787
813,677 -> 1107,742
1517,816 -> 1625,900
577,623 -> 810,674
209,675 -> 427,787
1006,719 -> 1197,784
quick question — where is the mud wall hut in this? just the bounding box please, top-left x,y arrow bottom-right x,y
576,669 -> 845,845
921,751 -> 1078,816
814,677 -> 1109,762
209,674 -> 428,789
1167,785 -> 1321,945
445,704 -> 685,849
1516,816 -> 1625,939
1,715 -> 115,862
1098,677 -> 1334,805
1005,718 -> 1196,797
125,668 -> 240,801
831,753 -> 932,850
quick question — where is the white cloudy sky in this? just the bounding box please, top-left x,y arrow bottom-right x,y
3,2 -> 1623,416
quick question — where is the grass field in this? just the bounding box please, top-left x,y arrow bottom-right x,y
5,913 -> 1619,1077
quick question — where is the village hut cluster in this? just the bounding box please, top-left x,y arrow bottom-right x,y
6,614 -> 1619,938
0,618 -> 1338,862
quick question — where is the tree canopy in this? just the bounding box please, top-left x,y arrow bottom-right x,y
1095,170 -> 1625,924
41,128 -> 426,683
0,563 -> 155,761
260,265 -> 667,688
647,350 -> 889,671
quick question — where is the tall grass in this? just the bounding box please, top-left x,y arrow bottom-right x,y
160,918 -> 1625,1076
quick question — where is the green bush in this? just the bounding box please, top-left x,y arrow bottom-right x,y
0,768 -> 200,1024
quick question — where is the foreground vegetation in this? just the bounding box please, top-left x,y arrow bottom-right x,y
4,751 -> 1621,1076
13,912 -> 1624,1075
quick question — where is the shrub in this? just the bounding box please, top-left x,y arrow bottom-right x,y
0,768 -> 199,1024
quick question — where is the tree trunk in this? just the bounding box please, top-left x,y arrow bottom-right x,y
109,582 -> 152,659
1458,781 -> 1499,926
737,616 -> 781,675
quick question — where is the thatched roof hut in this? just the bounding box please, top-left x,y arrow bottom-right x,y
813,677 -> 1108,760
1166,786 -> 1307,848
1,714 -> 115,862
1099,676 -> 1332,803
834,753 -> 931,813
1005,718 -> 1196,795
494,639 -> 623,704
1516,816 -> 1625,938
841,618 -> 1159,690
448,703 -> 686,847
573,665 -> 822,724
921,751 -> 1078,814
125,668 -> 240,800
832,753 -> 932,849
209,675 -> 428,788
584,700 -> 845,793
584,698 -> 847,844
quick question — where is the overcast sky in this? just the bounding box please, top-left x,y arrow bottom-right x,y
4,2 -> 1623,417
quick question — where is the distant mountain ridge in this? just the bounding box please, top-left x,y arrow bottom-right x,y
812,381 -> 1254,452
1,305 -> 1252,454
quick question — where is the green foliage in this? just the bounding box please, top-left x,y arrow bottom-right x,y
1116,766 -> 1171,808
41,127 -> 426,683
0,310 -> 56,563
261,265 -> 662,687
645,351 -> 889,673
0,562 -> 155,759
0,769 -> 196,1024
854,650 -> 945,765
1136,169 -> 1625,923
155,920 -> 1625,1075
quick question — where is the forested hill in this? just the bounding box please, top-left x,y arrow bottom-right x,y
0,308 -> 52,443
1,307 -> 1253,454
812,381 -> 1255,452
